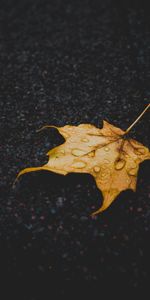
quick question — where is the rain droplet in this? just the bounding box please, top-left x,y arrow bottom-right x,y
103,159 -> 110,164
94,166 -> 100,173
134,148 -> 146,155
127,168 -> 138,176
101,172 -> 105,177
72,149 -> 85,156
98,165 -> 111,182
72,161 -> 86,168
115,159 -> 126,170
104,147 -> 109,152
60,149 -> 65,154
82,138 -> 89,142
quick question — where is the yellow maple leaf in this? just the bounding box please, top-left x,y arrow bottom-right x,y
15,104 -> 150,215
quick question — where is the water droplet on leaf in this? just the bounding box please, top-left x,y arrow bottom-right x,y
60,149 -> 65,154
82,138 -> 89,142
115,159 -> 126,170
72,161 -> 86,168
94,166 -> 100,173
134,148 -> 146,155
72,149 -> 85,156
127,167 -> 138,176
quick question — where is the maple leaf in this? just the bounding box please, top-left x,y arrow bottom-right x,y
15,104 -> 150,215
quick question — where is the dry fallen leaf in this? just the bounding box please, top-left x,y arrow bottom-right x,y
16,104 -> 150,215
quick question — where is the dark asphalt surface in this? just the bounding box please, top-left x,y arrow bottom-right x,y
0,0 -> 150,297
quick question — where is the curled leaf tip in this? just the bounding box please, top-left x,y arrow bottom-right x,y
14,166 -> 46,187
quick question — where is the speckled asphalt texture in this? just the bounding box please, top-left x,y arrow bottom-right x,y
0,0 -> 150,297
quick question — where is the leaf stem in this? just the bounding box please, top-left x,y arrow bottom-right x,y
125,103 -> 150,134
